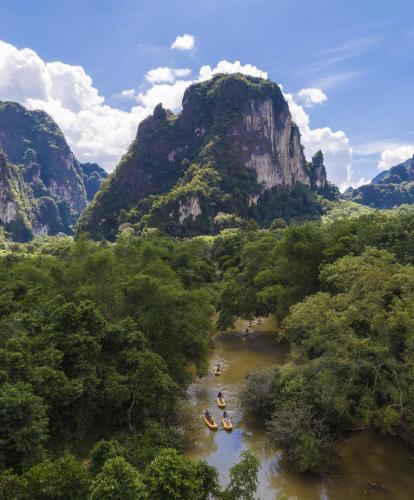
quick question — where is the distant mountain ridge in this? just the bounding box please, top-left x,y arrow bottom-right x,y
371,156 -> 414,184
78,73 -> 332,240
0,101 -> 107,241
345,155 -> 414,209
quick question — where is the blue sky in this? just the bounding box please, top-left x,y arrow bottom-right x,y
0,0 -> 413,188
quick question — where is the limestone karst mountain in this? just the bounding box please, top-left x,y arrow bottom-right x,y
78,73 -> 331,240
0,101 -> 106,241
345,155 -> 414,209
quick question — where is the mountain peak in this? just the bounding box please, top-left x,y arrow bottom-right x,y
0,101 -> 106,241
78,74 -> 328,240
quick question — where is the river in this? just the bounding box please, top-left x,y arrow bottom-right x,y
183,320 -> 414,499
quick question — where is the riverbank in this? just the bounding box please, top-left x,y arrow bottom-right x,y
183,323 -> 414,499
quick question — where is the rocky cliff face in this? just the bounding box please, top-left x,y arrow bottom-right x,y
0,101 -> 105,241
0,149 -> 33,241
78,74 -> 328,240
345,155 -> 414,209
80,163 -> 108,201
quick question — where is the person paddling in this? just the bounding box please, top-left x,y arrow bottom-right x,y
218,391 -> 223,399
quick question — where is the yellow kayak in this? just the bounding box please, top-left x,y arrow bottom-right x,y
204,416 -> 218,430
214,367 -> 221,376
217,397 -> 226,408
222,417 -> 233,431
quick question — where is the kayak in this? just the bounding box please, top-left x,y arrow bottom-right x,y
217,397 -> 226,408
204,416 -> 218,430
222,417 -> 233,431
214,367 -> 221,376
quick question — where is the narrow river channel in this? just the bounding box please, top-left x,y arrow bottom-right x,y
183,321 -> 414,499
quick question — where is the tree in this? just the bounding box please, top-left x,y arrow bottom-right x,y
266,403 -> 333,473
242,367 -> 281,419
89,457 -> 144,500
143,448 -> 217,500
223,449 -> 260,500
23,454 -> 90,500
0,470 -> 26,500
90,440 -> 126,475
0,383 -> 48,472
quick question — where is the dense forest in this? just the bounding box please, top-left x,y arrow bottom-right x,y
1,202 -> 414,497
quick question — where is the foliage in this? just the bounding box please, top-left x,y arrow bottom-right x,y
143,448 -> 218,500
242,245 -> 414,472
241,367 -> 280,418
23,454 -> 90,500
3,202 -> 414,486
89,457 -> 144,500
0,101 -> 90,240
266,403 -> 333,473
222,449 -> 260,500
346,181 -> 414,209
0,383 -> 48,471
0,234 -> 216,476
218,207 -> 414,327
90,440 -> 127,475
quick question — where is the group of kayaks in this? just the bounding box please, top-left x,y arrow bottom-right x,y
204,364 -> 233,431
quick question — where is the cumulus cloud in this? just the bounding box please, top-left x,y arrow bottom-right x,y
0,39 -> 354,186
378,145 -> 414,170
136,60 -> 268,113
115,89 -> 136,99
297,87 -> 327,107
137,80 -> 193,112
171,34 -> 195,51
283,91 -> 352,190
145,66 -> 191,83
0,40 -> 149,170
198,60 -> 268,80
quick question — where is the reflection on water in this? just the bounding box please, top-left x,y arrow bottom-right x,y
183,326 -> 414,500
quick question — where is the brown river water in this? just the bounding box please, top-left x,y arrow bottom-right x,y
183,322 -> 414,500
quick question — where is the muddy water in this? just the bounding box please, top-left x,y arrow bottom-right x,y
183,326 -> 414,500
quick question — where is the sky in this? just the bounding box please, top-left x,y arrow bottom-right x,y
0,0 -> 413,190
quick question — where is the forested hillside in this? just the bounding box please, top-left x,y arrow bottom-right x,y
0,203 -> 414,496
345,155 -> 414,209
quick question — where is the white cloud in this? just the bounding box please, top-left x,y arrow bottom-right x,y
174,68 -> 192,78
378,145 -> 414,170
297,87 -> 327,107
137,80 -> 193,112
199,60 -> 268,80
115,88 -> 136,99
171,34 -> 195,51
310,71 -> 363,90
145,66 -> 191,83
136,60 -> 268,113
0,40 -> 148,170
283,90 -> 352,190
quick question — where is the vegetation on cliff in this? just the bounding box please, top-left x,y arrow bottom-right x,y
0,101 -> 106,241
345,155 -> 414,209
78,74 -> 330,240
